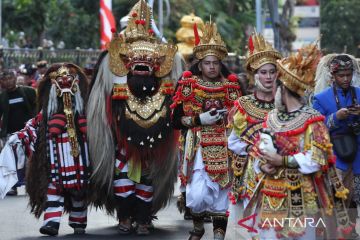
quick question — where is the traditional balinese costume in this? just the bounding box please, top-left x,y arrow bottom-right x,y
171,21 -> 241,239
87,0 -> 179,235
0,63 -> 90,236
228,32 -> 282,206
246,44 -> 354,239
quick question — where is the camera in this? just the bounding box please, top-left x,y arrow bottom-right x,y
349,122 -> 360,135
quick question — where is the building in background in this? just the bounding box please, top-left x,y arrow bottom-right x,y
292,0 -> 320,50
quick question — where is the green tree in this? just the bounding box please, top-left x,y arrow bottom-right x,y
2,0 -> 255,52
3,0 -> 47,47
159,0 -> 255,54
321,0 -> 360,56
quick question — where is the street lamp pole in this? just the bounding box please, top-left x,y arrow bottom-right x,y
256,0 -> 263,33
158,0 -> 163,35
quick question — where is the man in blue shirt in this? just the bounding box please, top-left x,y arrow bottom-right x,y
313,54 -> 360,239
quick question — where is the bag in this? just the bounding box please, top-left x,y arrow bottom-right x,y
331,133 -> 358,163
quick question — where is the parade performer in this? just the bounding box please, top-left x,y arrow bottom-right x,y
0,63 -> 90,236
175,12 -> 206,221
171,20 -> 241,240
313,53 -> 360,239
228,32 -> 281,207
245,44 -> 354,239
87,0 -> 179,235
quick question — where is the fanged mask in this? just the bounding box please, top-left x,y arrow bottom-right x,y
49,66 -> 79,96
121,50 -> 163,77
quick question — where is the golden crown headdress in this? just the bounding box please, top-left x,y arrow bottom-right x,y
277,43 -> 322,96
193,20 -> 227,60
108,0 -> 177,77
245,32 -> 282,73
176,13 -> 204,59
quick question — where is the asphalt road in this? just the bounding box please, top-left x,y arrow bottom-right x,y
0,186 -> 249,240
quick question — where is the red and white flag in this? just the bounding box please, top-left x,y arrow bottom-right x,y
100,0 -> 116,49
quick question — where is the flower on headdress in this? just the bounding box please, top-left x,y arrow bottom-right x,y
132,12 -> 138,17
135,19 -> 140,25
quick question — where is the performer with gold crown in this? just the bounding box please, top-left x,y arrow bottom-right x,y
87,0 -> 179,236
227,32 -> 281,206
171,20 -> 241,240
0,63 -> 90,236
245,44 -> 354,239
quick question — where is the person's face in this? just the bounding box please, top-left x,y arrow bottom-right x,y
0,72 -> 17,90
16,75 -> 25,86
256,64 -> 277,89
199,55 -> 221,81
38,67 -> 47,74
259,133 -> 277,154
333,69 -> 353,89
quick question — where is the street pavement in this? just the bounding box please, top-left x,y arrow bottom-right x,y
0,186 -> 249,240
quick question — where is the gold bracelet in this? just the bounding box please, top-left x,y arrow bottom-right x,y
283,155 -> 288,167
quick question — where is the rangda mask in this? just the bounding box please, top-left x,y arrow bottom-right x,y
49,66 -> 79,97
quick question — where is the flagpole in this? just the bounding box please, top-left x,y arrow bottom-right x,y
0,0 -> 2,45
158,0 -> 163,35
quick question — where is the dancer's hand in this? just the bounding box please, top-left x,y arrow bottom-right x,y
258,151 -> 283,167
199,109 -> 222,125
260,163 -> 277,175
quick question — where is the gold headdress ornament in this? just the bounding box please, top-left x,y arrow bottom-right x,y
108,0 -> 177,77
176,13 -> 204,59
277,42 -> 322,96
193,18 -> 227,60
245,32 -> 282,73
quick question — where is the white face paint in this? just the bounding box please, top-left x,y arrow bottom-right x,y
259,133 -> 277,154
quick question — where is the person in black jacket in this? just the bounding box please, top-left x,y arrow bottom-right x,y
0,69 -> 36,195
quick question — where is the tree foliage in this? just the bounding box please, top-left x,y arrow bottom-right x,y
3,0 -> 255,52
321,0 -> 360,56
161,0 -> 255,54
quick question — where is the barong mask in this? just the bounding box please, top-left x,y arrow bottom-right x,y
108,0 -> 177,78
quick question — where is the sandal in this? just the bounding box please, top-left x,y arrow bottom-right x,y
188,228 -> 205,240
118,219 -> 132,235
136,224 -> 150,236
